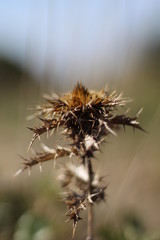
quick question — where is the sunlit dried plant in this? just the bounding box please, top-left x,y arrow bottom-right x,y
16,82 -> 144,239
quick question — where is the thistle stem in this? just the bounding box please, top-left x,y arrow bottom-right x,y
86,202 -> 94,240
86,158 -> 94,240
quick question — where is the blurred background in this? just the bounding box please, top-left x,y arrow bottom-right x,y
0,0 -> 160,239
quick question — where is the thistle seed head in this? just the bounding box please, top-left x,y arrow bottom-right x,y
16,82 -> 144,237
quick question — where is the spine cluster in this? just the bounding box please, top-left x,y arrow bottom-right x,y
16,82 -> 144,238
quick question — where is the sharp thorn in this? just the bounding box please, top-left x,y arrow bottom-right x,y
137,108 -> 143,117
27,127 -> 34,131
47,128 -> 49,139
28,167 -> 31,176
54,159 -> 56,168
39,162 -> 42,173
27,142 -> 33,152
13,169 -> 23,177
50,128 -> 55,136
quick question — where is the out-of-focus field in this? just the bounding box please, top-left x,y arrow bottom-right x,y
0,51 -> 160,240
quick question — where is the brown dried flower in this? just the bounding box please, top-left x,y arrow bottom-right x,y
16,82 -> 144,239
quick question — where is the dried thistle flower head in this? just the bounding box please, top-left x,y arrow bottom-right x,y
16,82 -> 144,238
17,82 -> 144,171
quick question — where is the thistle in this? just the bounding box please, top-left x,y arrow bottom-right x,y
16,82 -> 144,239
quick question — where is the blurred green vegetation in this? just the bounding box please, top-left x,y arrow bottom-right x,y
99,215 -> 160,240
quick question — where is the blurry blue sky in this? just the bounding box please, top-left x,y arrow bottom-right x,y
0,0 -> 160,80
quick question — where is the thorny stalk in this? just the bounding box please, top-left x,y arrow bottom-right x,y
15,82 -> 144,239
87,202 -> 93,240
86,158 -> 94,240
